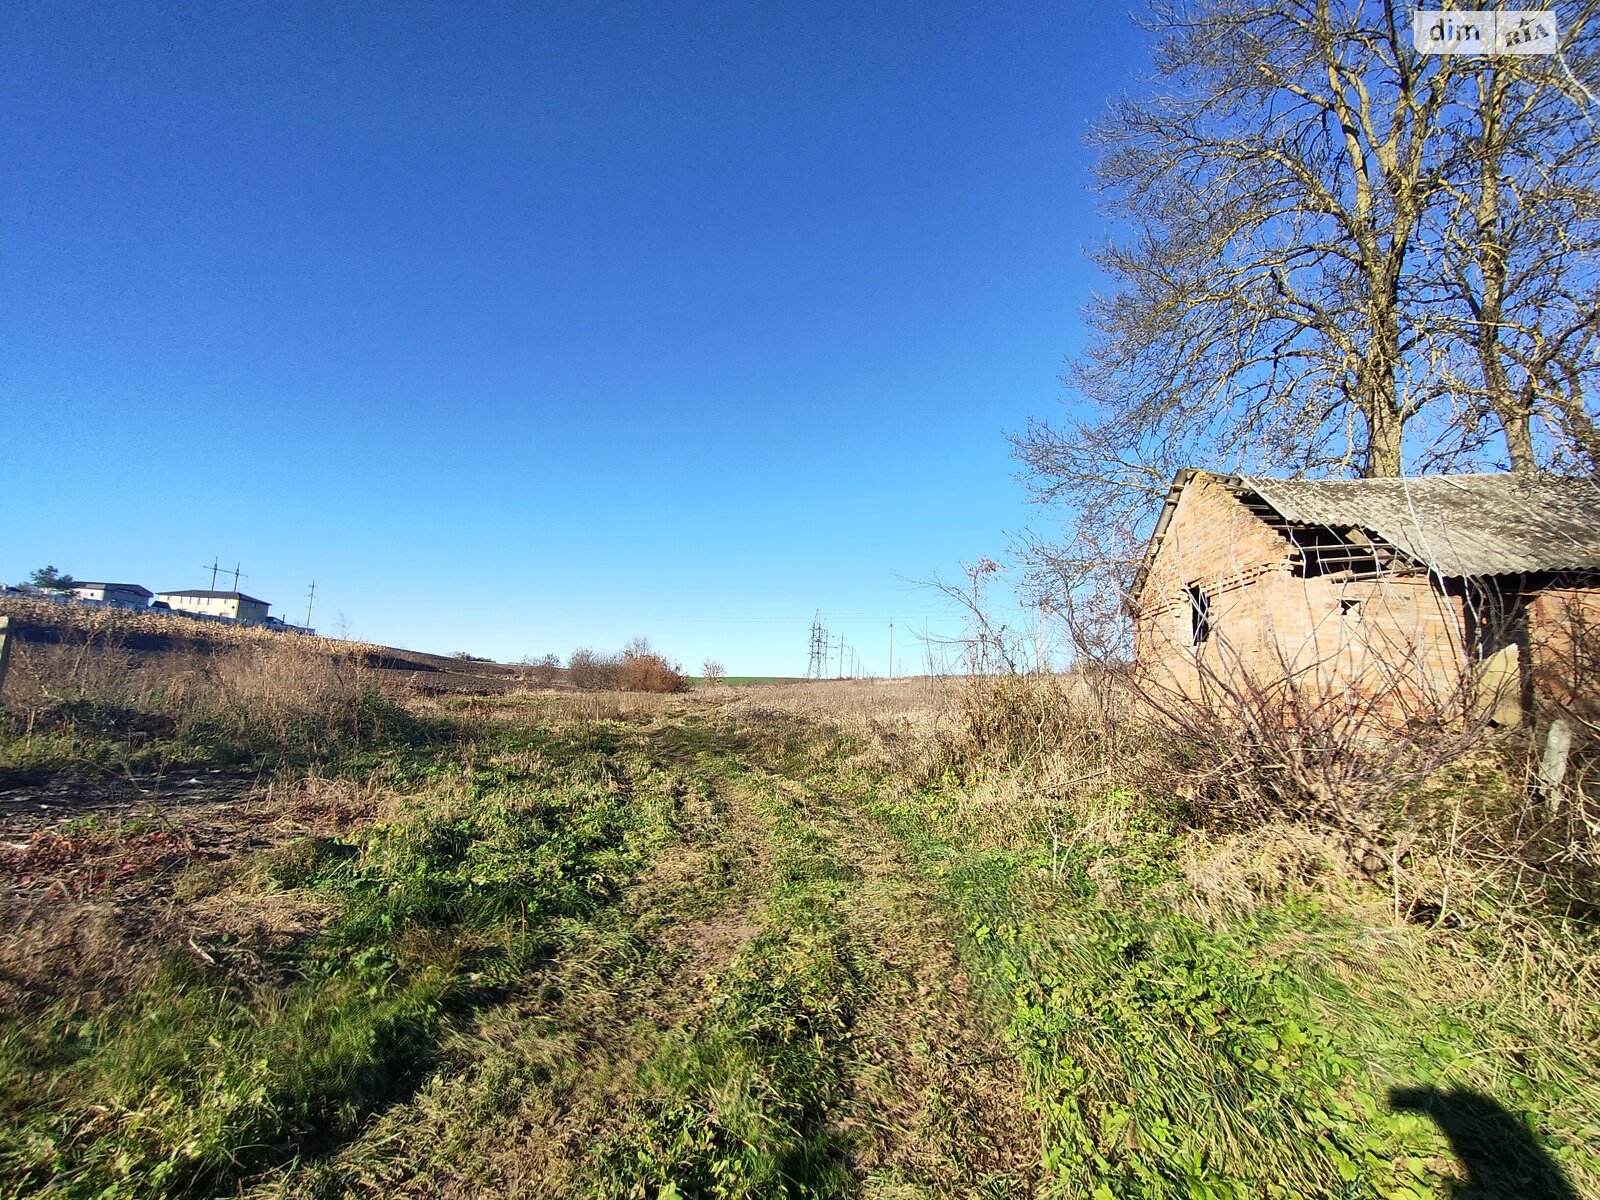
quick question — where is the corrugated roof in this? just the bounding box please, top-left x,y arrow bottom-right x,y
1235,472 -> 1600,576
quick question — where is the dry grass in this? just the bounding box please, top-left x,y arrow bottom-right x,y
417,689 -> 688,729
0,595 -> 375,656
0,900 -> 163,1014
2,626 -> 387,770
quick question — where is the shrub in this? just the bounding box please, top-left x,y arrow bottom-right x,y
568,640 -> 687,694
619,653 -> 688,694
567,647 -> 623,691
529,653 -> 561,688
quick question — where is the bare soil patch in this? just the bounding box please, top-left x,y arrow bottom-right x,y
0,770 -> 378,1013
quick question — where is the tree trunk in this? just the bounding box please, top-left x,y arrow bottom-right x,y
1361,289 -> 1405,477
1364,399 -> 1405,476
1500,407 -> 1537,473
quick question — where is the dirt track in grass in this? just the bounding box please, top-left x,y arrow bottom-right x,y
243,705 -> 1035,1199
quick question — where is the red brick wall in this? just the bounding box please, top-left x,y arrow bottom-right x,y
1528,587 -> 1600,717
1133,476 -> 1469,720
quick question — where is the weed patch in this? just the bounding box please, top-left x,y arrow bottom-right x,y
869,778 -> 1600,1199
0,728 -> 676,1198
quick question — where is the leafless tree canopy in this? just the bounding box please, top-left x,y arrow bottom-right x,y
1014,0 -> 1599,635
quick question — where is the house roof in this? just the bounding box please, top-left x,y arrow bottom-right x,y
1135,469 -> 1600,595
72,582 -> 153,596
157,589 -> 270,605
1237,473 -> 1600,576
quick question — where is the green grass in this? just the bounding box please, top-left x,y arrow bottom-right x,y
863,777 -> 1600,1200
3,698 -> 1596,1199
0,723 -> 683,1198
584,776 -> 868,1198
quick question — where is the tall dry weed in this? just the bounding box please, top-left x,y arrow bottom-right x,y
3,631 -> 383,764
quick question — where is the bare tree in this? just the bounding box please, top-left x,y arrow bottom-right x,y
532,653 -> 560,688
1015,0 -> 1600,638
701,658 -> 726,686
1067,0 -> 1470,484
568,647 -> 622,691
1427,21 -> 1600,474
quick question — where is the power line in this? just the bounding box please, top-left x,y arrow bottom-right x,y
806,611 -> 828,679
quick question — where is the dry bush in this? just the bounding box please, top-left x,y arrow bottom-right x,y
938,668 -> 1141,781
529,654 -> 561,689
1129,640 -> 1485,841
192,642 -> 373,753
3,630 -> 382,763
566,647 -> 623,691
4,637 -> 145,714
1520,593 -> 1600,910
568,639 -> 687,693
618,652 -> 687,694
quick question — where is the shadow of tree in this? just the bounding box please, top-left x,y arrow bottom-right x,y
1390,1086 -> 1578,1200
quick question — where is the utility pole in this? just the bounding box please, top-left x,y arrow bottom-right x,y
305,581 -> 317,629
229,563 -> 245,592
807,612 -> 825,679
203,557 -> 221,589
889,620 -> 894,680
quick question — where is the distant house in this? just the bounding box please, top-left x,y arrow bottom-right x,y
69,582 -> 153,608
1130,470 -> 1600,723
154,589 -> 272,623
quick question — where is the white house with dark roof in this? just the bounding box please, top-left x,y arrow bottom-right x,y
69,582 -> 153,607
154,589 -> 272,623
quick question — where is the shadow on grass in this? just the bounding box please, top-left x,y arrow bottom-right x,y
1390,1086 -> 1578,1200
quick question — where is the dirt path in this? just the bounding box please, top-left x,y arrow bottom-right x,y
257,721 -> 777,1199
249,707 -> 1036,1198
751,768 -> 1038,1197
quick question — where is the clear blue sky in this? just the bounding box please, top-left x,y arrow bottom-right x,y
3,1 -> 1149,674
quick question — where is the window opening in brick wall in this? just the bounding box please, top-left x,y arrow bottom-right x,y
1185,584 -> 1212,647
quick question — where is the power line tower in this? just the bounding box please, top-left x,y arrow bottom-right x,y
807,611 -> 828,679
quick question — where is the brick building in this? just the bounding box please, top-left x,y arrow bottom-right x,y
1130,470 -> 1600,723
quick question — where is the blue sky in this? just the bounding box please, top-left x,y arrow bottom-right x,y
3,1 -> 1150,673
